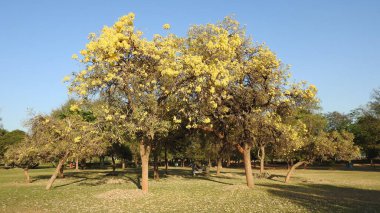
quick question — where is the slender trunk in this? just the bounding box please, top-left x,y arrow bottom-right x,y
208,157 -> 211,167
46,152 -> 69,190
164,141 -> 168,175
181,159 -> 185,167
100,156 -> 105,168
24,168 -> 30,183
216,157 -> 223,176
226,156 -> 231,167
75,157 -> 79,171
111,155 -> 116,172
243,144 -> 254,188
134,154 -> 139,168
140,142 -> 151,193
285,161 -> 305,183
153,150 -> 159,180
287,160 -> 290,171
260,145 -> 265,174
122,161 -> 126,170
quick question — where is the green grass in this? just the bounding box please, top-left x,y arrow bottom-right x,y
0,165 -> 379,212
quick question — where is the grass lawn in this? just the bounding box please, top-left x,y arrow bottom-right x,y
0,165 -> 379,212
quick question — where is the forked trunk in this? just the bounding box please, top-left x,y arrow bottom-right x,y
259,145 -> 265,174
237,143 -> 254,188
24,168 -> 30,183
46,152 -> 69,190
140,142 -> 151,193
285,161 -> 305,183
216,157 -> 223,176
75,157 -> 79,171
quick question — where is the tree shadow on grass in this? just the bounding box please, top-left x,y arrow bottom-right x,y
259,182 -> 380,212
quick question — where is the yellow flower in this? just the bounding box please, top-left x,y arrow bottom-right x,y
163,23 -> 171,30
203,117 -> 211,124
69,104 -> 79,111
74,136 -> 81,143
173,116 -> 182,124
106,115 -> 113,121
71,54 -> 78,59
195,86 -> 202,92
62,75 -> 71,82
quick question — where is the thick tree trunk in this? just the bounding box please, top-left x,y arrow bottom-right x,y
285,161 -> 305,183
75,157 -> 79,171
140,142 -> 151,193
237,143 -> 254,188
216,157 -> 223,176
153,150 -> 160,180
111,155 -> 116,172
164,142 -> 168,175
259,145 -> 265,174
46,152 -> 69,190
24,168 -> 30,183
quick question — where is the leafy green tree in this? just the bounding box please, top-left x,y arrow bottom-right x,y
325,111 -> 352,132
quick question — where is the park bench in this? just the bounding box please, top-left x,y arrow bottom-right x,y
192,166 -> 210,176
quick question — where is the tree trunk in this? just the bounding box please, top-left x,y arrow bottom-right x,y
46,152 -> 69,190
100,156 -> 105,168
122,161 -> 126,170
259,145 -> 265,174
24,168 -> 30,183
153,150 -> 160,180
181,159 -> 185,167
216,157 -> 223,176
58,164 -> 64,178
111,155 -> 116,172
243,144 -> 254,188
140,142 -> 151,193
134,154 -> 139,168
285,161 -> 305,183
226,156 -> 231,167
237,143 -> 254,188
208,157 -> 211,167
75,157 -> 79,171
164,141 -> 168,175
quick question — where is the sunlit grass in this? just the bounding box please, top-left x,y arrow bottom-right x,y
0,166 -> 379,212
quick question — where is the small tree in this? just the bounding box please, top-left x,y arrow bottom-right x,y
4,139 -> 39,183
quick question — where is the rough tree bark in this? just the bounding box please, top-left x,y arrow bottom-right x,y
139,142 -> 151,193
285,161 -> 305,183
216,157 -> 223,176
237,143 -> 254,188
24,168 -> 30,183
46,152 -> 69,190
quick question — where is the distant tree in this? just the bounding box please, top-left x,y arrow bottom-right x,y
4,138 -> 39,183
350,88 -> 380,161
0,129 -> 26,161
325,111 -> 352,132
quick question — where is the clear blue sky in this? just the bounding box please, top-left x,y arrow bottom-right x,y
0,0 -> 379,131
